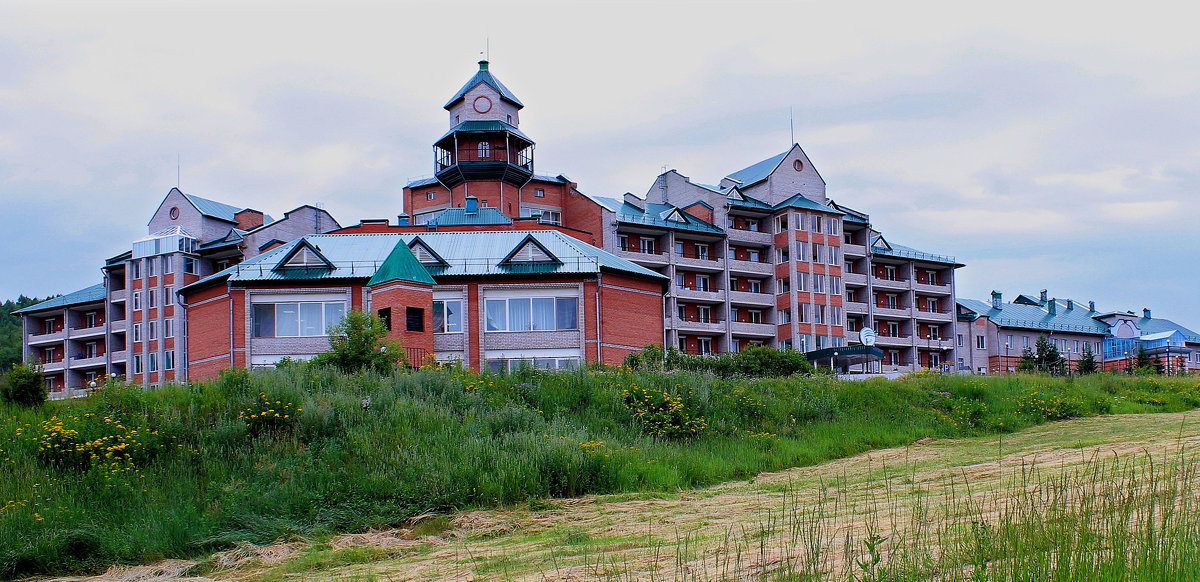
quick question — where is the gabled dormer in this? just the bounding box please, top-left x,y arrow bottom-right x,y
500,234 -> 562,266
407,237 -> 448,267
274,239 -> 333,271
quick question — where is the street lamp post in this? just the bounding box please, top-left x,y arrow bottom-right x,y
1004,342 -> 1010,375
832,351 -> 838,373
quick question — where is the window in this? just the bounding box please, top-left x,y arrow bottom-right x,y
927,297 -> 939,312
777,277 -> 790,293
748,249 -> 761,262
251,302 -> 347,337
795,213 -> 806,231
183,257 -> 198,275
478,142 -> 490,158
432,300 -> 462,333
426,191 -> 437,201
539,210 -> 562,225
377,307 -> 392,331
830,276 -> 841,294
1023,336 -> 1030,347
165,318 -> 174,338
795,242 -> 807,261
1073,340 -> 1080,353
813,274 -> 825,293
1006,334 -> 1014,348
776,247 -> 789,263
697,306 -> 711,323
814,305 -> 824,324
748,309 -> 763,323
43,348 -> 55,363
696,274 -> 710,292
811,215 -> 822,233
148,321 -> 158,340
406,307 -> 424,332
887,321 -> 899,337
131,260 -> 141,278
831,306 -> 842,326
85,312 -> 96,328
829,218 -> 840,235
884,265 -> 897,281
827,246 -> 839,265
132,324 -> 142,342
929,353 -> 941,368
484,297 -> 578,331
677,304 -> 686,320
774,215 -> 788,233
678,337 -> 688,351
745,218 -> 759,232
534,188 -> 545,197
164,350 -> 175,370
927,270 -> 939,286
148,352 -> 158,373
888,351 -> 900,366
618,235 -> 629,251
957,334 -> 964,347
42,318 -> 55,334
780,308 -> 791,323
132,292 -> 141,310
747,279 -> 762,293
795,272 -> 807,291
799,304 -> 809,323
726,216 -> 735,228
812,243 -> 822,262
695,244 -> 709,260
977,335 -> 987,350
147,258 -> 156,277
639,238 -> 656,254
164,286 -> 173,305
781,338 -> 793,351
162,256 -> 173,274
928,326 -> 940,340
697,338 -> 713,355
216,260 -> 230,271
148,289 -> 157,309
132,355 -> 143,374
675,273 -> 685,288
885,294 -> 898,309
675,242 -> 685,256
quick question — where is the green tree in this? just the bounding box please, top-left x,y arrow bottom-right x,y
311,310 -> 402,374
0,295 -> 47,370
1,363 -> 47,407
1017,347 -> 1037,372
1033,336 -> 1067,375
1133,345 -> 1156,374
1075,343 -> 1097,375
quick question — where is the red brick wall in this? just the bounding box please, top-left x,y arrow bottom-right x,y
369,282 -> 435,361
598,273 -> 665,365
184,284 -> 233,381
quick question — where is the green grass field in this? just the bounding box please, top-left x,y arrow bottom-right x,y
2,364 -> 1199,579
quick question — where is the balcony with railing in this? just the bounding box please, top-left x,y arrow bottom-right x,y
842,243 -> 868,257
69,323 -> 106,339
730,320 -> 776,336
912,279 -> 954,295
728,256 -> 773,275
69,354 -> 106,369
672,249 -> 722,271
727,289 -> 774,306
871,276 -> 910,291
873,334 -> 914,347
670,315 -> 725,333
844,271 -> 868,286
615,247 -> 669,267
912,308 -> 954,322
27,329 -> 66,346
874,304 -> 911,319
40,358 -> 66,372
109,350 -> 128,363
845,300 -> 870,314
675,283 -> 725,302
726,227 -> 773,245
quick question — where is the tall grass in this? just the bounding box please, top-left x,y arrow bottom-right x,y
0,365 -> 1197,578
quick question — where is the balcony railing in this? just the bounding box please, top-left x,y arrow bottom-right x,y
728,290 -> 774,306
872,276 -> 910,289
673,250 -> 721,261
27,330 -> 66,345
69,324 -> 106,338
731,321 -> 776,336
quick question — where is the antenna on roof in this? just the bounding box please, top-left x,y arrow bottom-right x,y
789,107 -> 794,145
486,37 -> 490,61
176,154 -> 181,189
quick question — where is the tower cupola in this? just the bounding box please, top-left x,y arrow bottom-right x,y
433,60 -> 535,188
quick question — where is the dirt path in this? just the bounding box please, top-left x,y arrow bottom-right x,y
44,411 -> 1200,582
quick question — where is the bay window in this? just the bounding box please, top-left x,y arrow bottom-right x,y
485,296 -> 579,332
252,301 -> 346,338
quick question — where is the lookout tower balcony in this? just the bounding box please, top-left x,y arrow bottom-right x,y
433,121 -> 534,188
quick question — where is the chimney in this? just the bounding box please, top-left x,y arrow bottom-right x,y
1089,300 -> 1095,312
1047,298 -> 1057,316
1066,299 -> 1074,310
1039,289 -> 1048,303
1143,308 -> 1152,319
478,60 -> 489,72
397,213 -> 410,226
465,195 -> 478,214
991,290 -> 1002,310
235,209 -> 265,230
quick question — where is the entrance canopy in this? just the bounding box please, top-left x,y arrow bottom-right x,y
805,344 -> 884,367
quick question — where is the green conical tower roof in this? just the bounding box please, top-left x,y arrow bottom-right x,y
367,240 -> 437,286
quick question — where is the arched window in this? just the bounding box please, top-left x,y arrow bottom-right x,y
478,142 -> 490,159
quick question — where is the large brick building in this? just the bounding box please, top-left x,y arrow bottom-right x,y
956,290 -> 1200,375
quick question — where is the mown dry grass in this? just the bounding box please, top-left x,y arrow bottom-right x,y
38,410 -> 1199,582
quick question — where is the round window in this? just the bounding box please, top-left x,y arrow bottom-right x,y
793,160 -> 804,172
169,206 -> 179,219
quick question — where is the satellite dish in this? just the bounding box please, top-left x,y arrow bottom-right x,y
860,327 -> 877,347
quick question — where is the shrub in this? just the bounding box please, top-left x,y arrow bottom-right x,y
238,392 -> 301,436
624,344 -> 820,378
621,383 -> 706,439
1,363 -> 46,407
311,310 -> 402,374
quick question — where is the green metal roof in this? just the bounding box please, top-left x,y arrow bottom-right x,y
14,283 -> 106,314
957,298 -> 1111,335
1136,316 -> 1200,343
443,60 -> 524,109
596,199 -> 725,235
426,207 -> 513,227
724,149 -> 788,187
181,230 -> 666,295
367,241 -> 437,286
437,120 -> 533,144
727,192 -> 773,210
773,193 -> 845,214
183,193 -> 245,223
842,213 -> 869,225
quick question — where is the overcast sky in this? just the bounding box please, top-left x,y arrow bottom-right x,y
2,0 -> 1197,328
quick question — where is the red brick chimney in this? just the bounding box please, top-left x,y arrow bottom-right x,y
235,209 -> 265,230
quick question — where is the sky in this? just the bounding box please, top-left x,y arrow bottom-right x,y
1,0 -> 1197,329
